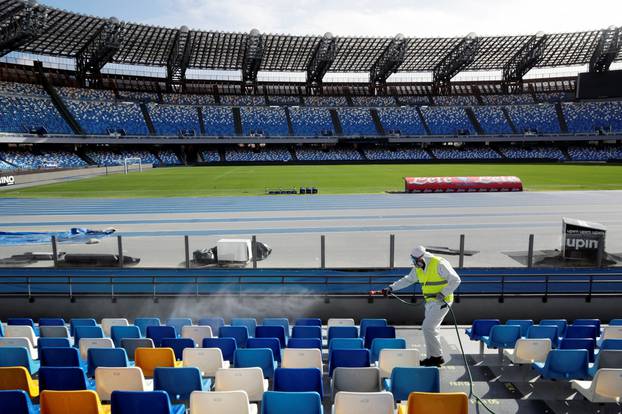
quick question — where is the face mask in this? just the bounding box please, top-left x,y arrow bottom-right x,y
412,256 -> 424,268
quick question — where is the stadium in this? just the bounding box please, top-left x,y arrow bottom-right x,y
0,0 -> 621,412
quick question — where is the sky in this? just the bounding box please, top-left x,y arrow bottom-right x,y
39,0 -> 621,38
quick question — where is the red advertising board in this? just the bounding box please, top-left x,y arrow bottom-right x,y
404,176 -> 523,193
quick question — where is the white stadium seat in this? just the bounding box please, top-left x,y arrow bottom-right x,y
190,390 -> 258,414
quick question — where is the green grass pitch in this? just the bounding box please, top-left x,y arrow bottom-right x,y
2,163 -> 622,198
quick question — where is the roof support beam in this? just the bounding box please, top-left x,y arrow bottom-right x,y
589,26 -> 621,73
432,33 -> 479,95
166,26 -> 193,93
369,34 -> 406,92
242,28 -> 263,93
76,17 -> 124,88
0,1 -> 47,58
502,32 -> 548,93
306,32 -> 337,93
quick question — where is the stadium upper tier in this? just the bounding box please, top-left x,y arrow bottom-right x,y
2,81 -> 622,138
0,0 -> 620,73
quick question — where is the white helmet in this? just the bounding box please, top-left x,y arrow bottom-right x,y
410,245 -> 426,259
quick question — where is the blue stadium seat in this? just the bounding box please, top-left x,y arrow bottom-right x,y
506,104 -> 560,134
384,366 -> 440,402
165,319 -> 193,337
38,338 -> 71,349
559,338 -> 596,363
147,326 -> 177,347
231,319 -> 257,338
202,337 -> 237,363
74,326 -> 104,348
39,318 -> 66,326
261,391 -> 323,414
154,367 -> 209,402
287,338 -> 322,350
161,338 -> 195,361
328,326 -> 358,343
134,318 -> 161,336
86,348 -> 129,378
527,325 -> 559,347
40,347 -> 81,368
0,390 -> 37,414
219,326 -> 249,348
482,325 -> 522,349
295,318 -> 322,327
532,349 -> 590,380
359,319 -> 387,338
8,318 -> 36,329
328,338 -> 364,352
255,326 -> 287,347
337,107 -> 378,136
202,106 -> 235,136
148,104 -> 201,136
69,319 -> 97,337
565,325 -> 598,340
234,348 -> 277,379
111,390 -> 186,414
363,326 -> 396,349
574,319 -> 601,333
247,337 -> 282,363
0,347 -> 39,375
292,326 -> 321,340
273,368 -> 323,399
66,100 -> 148,135
610,319 -> 622,326
111,326 -> 141,347
465,319 -> 500,341
370,338 -> 406,363
197,318 -> 225,335
506,320 -> 533,337
263,318 -> 290,339
600,339 -> 622,350
539,319 -> 567,337
38,366 -> 89,391
328,349 -> 371,377
289,107 -> 334,136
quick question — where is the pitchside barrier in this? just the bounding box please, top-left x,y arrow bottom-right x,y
404,176 -> 523,193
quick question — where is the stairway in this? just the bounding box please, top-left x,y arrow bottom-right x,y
35,63 -> 84,135
329,109 -> 343,135
501,107 -> 518,134
554,102 -> 569,133
465,107 -> 484,135
197,107 -> 206,135
415,107 -> 432,135
284,107 -> 294,136
232,107 -> 243,135
139,103 -> 156,135
370,109 -> 385,135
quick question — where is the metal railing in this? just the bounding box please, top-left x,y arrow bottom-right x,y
0,268 -> 620,301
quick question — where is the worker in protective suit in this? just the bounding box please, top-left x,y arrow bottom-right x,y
381,245 -> 461,367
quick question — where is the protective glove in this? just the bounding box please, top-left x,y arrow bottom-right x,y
381,287 -> 393,297
435,293 -> 446,303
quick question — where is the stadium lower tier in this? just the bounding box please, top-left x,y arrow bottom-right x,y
0,316 -> 620,414
1,144 -> 622,171
1,82 -> 622,137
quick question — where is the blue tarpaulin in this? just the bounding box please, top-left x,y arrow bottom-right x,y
0,228 -> 115,245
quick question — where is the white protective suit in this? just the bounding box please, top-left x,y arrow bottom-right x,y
389,252 -> 461,358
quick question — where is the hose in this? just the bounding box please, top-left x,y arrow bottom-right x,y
388,292 -> 498,414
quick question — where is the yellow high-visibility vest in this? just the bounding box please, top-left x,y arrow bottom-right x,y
416,255 -> 453,303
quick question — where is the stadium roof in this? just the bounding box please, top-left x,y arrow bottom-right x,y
1,0 -> 620,73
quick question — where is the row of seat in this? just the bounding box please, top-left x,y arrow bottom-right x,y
465,318 -> 622,403
0,388 -> 469,414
